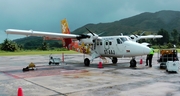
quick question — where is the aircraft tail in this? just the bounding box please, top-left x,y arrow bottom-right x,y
43,19 -> 72,49
61,19 -> 70,34
61,19 -> 72,49
61,19 -> 90,54
44,18 -> 90,53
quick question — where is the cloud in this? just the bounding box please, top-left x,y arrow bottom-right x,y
0,0 -> 180,43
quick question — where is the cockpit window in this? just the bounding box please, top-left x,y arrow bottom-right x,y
117,38 -> 122,44
120,37 -> 128,42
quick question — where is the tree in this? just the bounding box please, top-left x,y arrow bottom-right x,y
39,42 -> 49,50
157,29 -> 170,45
1,39 -> 19,51
171,29 -> 178,44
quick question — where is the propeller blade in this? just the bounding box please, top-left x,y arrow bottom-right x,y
140,31 -> 145,36
98,32 -> 105,36
86,27 -> 95,36
133,34 -> 138,38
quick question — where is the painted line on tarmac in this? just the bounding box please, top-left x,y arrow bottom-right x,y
23,78 -> 67,96
0,71 -> 21,79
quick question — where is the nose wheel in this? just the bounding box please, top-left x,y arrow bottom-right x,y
130,59 -> 137,67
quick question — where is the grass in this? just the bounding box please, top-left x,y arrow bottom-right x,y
0,49 -> 179,56
0,50 -> 79,56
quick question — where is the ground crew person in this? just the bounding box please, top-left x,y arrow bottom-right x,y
146,45 -> 154,67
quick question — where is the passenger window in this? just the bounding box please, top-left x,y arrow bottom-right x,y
109,42 -> 112,45
100,42 -> 102,45
97,42 -> 99,45
106,42 -> 108,45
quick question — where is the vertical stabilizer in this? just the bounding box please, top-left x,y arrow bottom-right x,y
61,19 -> 72,49
61,19 -> 70,34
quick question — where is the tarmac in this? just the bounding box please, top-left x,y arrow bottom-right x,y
0,53 -> 180,96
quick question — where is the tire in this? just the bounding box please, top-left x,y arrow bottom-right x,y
130,59 -> 137,67
49,61 -> 52,65
112,57 -> 118,64
166,69 -> 169,72
84,58 -> 90,66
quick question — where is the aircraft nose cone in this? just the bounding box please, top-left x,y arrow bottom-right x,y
143,46 -> 151,55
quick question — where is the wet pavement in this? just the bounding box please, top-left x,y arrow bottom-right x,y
0,53 -> 180,96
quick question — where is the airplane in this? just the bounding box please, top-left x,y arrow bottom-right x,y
5,19 -> 152,68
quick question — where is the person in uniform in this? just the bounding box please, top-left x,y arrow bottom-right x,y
146,45 -> 154,67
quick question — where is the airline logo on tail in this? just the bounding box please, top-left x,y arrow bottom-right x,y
60,19 -> 72,49
61,19 -> 70,34
61,19 -> 90,54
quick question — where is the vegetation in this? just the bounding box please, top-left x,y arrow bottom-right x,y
0,39 -> 21,52
13,36 -> 63,50
0,50 -> 78,56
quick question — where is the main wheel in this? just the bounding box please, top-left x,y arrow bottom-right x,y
112,57 -> 118,64
49,61 -> 52,65
130,59 -> 137,67
84,58 -> 90,66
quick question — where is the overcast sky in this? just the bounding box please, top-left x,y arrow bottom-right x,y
1,0 -> 180,43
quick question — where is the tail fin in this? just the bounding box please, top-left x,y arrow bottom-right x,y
43,19 -> 70,40
61,19 -> 72,49
61,19 -> 90,54
61,19 -> 70,34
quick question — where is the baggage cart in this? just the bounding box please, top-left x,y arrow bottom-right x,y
157,49 -> 179,69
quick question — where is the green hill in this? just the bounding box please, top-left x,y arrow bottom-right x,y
72,10 -> 180,36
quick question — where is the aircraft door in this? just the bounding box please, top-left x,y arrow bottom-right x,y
116,38 -> 124,52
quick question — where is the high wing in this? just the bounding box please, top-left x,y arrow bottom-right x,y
6,29 -> 78,39
136,35 -> 163,41
129,34 -> 163,42
5,29 -> 99,41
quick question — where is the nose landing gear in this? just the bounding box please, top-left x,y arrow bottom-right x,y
130,58 -> 137,67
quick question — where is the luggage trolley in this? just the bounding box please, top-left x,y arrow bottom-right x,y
49,54 -> 62,65
157,49 -> 179,72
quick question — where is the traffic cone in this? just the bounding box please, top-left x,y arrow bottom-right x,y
98,61 -> 103,68
140,59 -> 143,64
17,87 -> 24,96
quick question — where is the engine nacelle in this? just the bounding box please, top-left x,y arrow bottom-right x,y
80,38 -> 94,44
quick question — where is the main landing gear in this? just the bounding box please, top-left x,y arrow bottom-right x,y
84,58 -> 90,66
111,57 -> 137,68
83,57 -> 137,68
112,57 -> 118,64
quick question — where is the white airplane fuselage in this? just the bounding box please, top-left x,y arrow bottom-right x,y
92,36 -> 150,57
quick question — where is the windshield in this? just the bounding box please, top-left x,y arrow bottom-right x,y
120,37 -> 128,42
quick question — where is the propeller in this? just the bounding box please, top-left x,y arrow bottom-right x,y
76,34 -> 91,40
133,34 -> 138,38
85,27 -> 95,36
76,28 -> 99,42
98,31 -> 105,36
140,31 -> 145,36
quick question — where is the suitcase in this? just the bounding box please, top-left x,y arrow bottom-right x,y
166,61 -> 180,73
